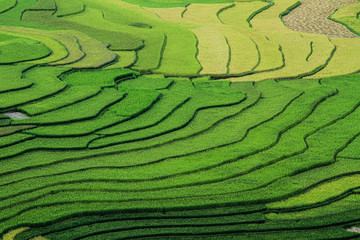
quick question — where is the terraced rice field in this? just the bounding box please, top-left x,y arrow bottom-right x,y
2,0 -> 360,239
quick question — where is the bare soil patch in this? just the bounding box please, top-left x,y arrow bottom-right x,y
347,226 -> 360,233
3,112 -> 29,119
282,0 -> 358,38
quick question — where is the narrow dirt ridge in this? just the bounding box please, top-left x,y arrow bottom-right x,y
282,0 -> 358,38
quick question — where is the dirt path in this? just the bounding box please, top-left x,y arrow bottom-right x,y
282,0 -> 358,38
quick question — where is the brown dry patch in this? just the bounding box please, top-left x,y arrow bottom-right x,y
282,0 -> 358,38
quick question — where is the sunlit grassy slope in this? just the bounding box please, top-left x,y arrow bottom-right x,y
3,0 -> 357,78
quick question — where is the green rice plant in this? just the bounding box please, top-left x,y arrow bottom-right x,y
105,51 -> 137,69
0,79 -> 338,204
228,0 -> 334,81
339,133 -> 360,159
0,135 -> 100,160
22,89 -> 160,136
306,38 -> 360,79
249,33 -> 284,73
152,27 -> 201,76
0,0 -> 17,14
0,26 -> 69,65
0,119 -> 11,126
0,27 -> 85,66
218,1 -> 268,28
4,0 -> 360,238
63,30 -> 118,69
330,1 -> 360,35
131,33 -> 165,72
268,173 -> 360,209
18,76 -> 171,136
89,81 -> 251,150
0,36 -> 51,64
37,82 -> 329,195
210,79 -> 360,204
58,6 -> 164,71
114,83 -> 333,190
14,208 -> 264,240
145,4 -> 228,76
191,76 -> 211,82
192,26 -> 229,75
1,76 -> 357,240
0,67 -> 67,111
20,75 -> 167,136
71,0 -> 201,74
220,75 -> 360,201
62,68 -> 137,87
2,150 -> 360,238
27,215 -> 263,240
0,133 -> 34,148
184,3 -> 234,25
4,142 -> 352,219
217,2 -> 278,73
332,0 -> 360,20
97,92 -> 189,136
0,82 -> 254,176
262,203 -> 360,232
46,31 -> 85,66
0,33 -> 18,42
225,29 -> 260,75
54,0 -> 85,17
44,224 -> 353,240
14,88 -> 125,125
28,135 -> 99,149
0,190 -> 344,237
90,79 -> 245,147
21,10 -> 144,51
0,135 -> 102,163
0,65 -> 34,94
0,197 -> 257,238
23,0 -> 202,75
0,82 -> 272,191
120,0 -> 232,8
178,76 -> 360,205
234,34 -> 334,82
0,125 -> 36,137
13,213 -> 360,240
117,76 -> 172,90
26,0 -> 56,10
110,89 -> 160,117
0,0 -> 38,28
18,86 -> 101,116
23,111 -> 128,137
0,83 -> 256,200
267,194 -> 360,221
96,78 -> 190,136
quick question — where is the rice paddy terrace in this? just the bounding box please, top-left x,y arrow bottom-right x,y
2,0 -> 360,239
